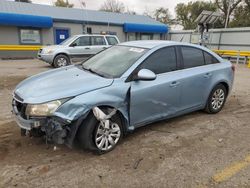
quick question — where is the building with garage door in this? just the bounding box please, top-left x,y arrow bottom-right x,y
0,0 -> 168,58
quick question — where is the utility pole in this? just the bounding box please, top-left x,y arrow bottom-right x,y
78,0 -> 87,34
225,0 -> 233,28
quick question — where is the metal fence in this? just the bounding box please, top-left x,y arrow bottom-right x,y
168,27 -> 250,64
168,27 -> 250,51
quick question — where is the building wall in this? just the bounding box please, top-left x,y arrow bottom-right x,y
84,24 -> 126,42
0,23 -> 162,46
0,22 -> 165,59
53,22 -> 84,37
0,26 -> 19,45
153,34 -> 161,40
42,22 -> 84,45
41,28 -> 54,46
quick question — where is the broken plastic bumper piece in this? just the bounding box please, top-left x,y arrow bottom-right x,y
12,112 -> 41,130
12,99 -> 43,130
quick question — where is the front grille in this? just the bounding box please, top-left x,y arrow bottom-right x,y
14,100 -> 27,119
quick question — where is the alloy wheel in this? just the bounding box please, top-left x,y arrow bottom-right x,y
211,88 -> 225,110
57,57 -> 67,67
95,120 -> 121,151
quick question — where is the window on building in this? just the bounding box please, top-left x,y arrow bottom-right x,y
181,46 -> 205,69
140,47 -> 177,74
140,34 -> 152,40
204,51 -> 219,64
73,36 -> 91,46
107,31 -> 117,35
19,29 -> 41,44
128,33 -> 136,41
91,36 -> 106,45
106,36 -> 118,45
87,27 -> 92,34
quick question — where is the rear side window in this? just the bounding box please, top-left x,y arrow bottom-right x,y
181,46 -> 205,68
140,47 -> 177,74
204,51 -> 219,64
91,36 -> 106,45
106,36 -> 118,45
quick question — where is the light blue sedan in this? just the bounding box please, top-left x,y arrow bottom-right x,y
12,41 -> 234,154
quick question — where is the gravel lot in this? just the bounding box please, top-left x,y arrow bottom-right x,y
0,59 -> 250,188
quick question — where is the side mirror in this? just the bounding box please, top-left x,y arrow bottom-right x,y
70,43 -> 77,47
136,69 -> 156,81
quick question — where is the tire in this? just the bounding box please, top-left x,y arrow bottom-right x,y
53,54 -> 70,68
205,84 -> 227,114
76,109 -> 123,154
51,62 -> 56,68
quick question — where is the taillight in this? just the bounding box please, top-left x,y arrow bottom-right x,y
231,64 -> 235,72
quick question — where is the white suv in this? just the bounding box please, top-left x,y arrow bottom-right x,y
38,34 -> 120,67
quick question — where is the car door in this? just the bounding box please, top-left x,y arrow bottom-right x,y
129,46 -> 182,127
178,46 -> 213,111
68,36 -> 92,57
90,36 -> 107,54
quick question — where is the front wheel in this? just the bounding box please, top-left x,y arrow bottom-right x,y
77,110 -> 123,154
94,120 -> 121,152
53,54 -> 70,68
205,84 -> 227,114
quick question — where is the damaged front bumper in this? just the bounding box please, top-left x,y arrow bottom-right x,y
12,99 -> 45,130
12,98 -> 82,146
13,111 -> 41,131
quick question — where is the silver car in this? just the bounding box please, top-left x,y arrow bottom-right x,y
37,34 -> 120,67
13,41 -> 234,154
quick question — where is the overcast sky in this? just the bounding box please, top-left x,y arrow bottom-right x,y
31,0 -> 192,16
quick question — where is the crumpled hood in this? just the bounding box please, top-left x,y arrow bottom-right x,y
14,65 -> 114,104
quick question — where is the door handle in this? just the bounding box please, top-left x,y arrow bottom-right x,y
170,81 -> 179,87
204,73 -> 212,78
85,47 -> 90,49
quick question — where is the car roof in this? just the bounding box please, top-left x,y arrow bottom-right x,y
119,40 -> 204,50
74,34 -> 117,37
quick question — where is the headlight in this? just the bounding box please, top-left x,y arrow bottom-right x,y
43,49 -> 54,54
25,99 -> 66,117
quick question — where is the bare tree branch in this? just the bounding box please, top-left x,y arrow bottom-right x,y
100,0 -> 125,13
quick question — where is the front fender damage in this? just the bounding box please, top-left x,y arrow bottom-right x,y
29,83 -> 131,148
39,106 -> 122,148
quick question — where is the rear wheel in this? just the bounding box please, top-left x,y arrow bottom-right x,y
205,84 -> 227,114
53,54 -> 70,68
77,109 -> 123,154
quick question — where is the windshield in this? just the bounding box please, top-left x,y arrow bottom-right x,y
82,45 -> 148,78
59,36 -> 78,46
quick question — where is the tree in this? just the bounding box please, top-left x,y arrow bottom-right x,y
154,7 -> 174,25
230,5 -> 249,27
215,0 -> 242,27
126,8 -> 137,15
143,7 -> 154,18
54,0 -> 74,8
175,1 -> 218,30
100,0 -> 125,13
15,0 -> 32,2
230,0 -> 250,27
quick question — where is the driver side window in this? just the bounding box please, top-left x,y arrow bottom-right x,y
140,47 -> 177,74
73,36 -> 91,46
